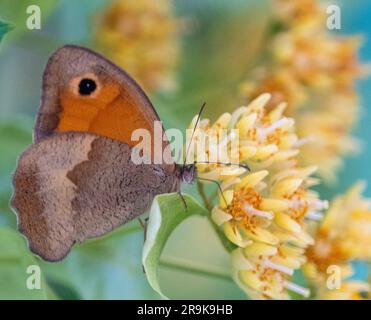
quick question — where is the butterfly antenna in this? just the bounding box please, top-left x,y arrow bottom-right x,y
194,161 -> 250,171
183,102 -> 206,165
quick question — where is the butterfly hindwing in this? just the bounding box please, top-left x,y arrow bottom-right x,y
12,132 -> 179,261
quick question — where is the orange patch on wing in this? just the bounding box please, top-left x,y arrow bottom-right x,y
56,82 -> 154,147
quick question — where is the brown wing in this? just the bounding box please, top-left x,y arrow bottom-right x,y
12,132 -> 180,262
35,45 -> 174,169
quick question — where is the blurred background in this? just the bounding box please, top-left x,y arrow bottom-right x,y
0,0 -> 370,299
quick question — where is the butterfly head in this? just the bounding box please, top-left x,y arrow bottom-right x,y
180,163 -> 197,185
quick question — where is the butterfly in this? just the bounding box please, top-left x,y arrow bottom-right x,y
11,45 -> 197,262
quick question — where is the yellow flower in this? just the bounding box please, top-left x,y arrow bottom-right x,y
304,182 -> 371,299
189,94 -> 327,299
306,182 -> 371,268
273,31 -> 364,90
188,93 -> 302,180
223,166 -> 326,299
240,68 -> 307,114
93,0 -> 180,93
239,0 -> 368,181
296,92 -> 361,181
273,0 -> 325,32
233,243 -> 310,300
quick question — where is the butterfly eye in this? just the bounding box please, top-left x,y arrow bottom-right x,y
78,78 -> 97,96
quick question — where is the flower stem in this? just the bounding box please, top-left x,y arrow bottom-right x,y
160,255 -> 232,282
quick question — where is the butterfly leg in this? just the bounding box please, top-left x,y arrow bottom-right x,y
197,177 -> 228,207
138,217 -> 149,241
178,191 -> 188,211
138,217 -> 149,274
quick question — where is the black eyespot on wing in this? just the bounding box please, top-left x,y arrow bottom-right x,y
78,78 -> 97,96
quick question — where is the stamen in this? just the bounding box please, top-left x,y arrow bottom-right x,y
305,211 -> 323,221
243,204 -> 274,220
284,281 -> 310,298
294,137 -> 312,147
309,199 -> 329,210
263,258 -> 294,275
266,117 -> 292,134
257,118 -> 292,141
289,198 -> 306,210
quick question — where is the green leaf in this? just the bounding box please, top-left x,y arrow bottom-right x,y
41,208 -> 243,300
39,220 -> 159,299
0,227 -> 50,299
0,20 -> 13,43
142,193 -> 208,298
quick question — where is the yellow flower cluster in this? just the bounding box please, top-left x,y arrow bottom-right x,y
273,0 -> 325,29
304,182 -> 371,299
188,94 -> 328,299
93,0 -> 180,93
240,0 -> 368,181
